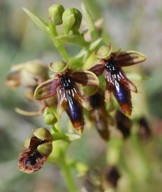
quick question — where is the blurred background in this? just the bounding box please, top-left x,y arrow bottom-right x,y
0,0 -> 162,191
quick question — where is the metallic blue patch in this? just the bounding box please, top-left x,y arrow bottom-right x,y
67,95 -> 83,124
115,82 -> 127,104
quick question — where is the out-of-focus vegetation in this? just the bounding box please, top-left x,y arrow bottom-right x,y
1,0 -> 162,191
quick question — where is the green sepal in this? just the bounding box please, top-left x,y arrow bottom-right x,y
33,128 -> 52,141
24,136 -> 32,149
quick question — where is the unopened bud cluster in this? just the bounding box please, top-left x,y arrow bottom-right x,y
49,4 -> 82,34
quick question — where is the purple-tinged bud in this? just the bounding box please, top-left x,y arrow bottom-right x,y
43,107 -> 56,125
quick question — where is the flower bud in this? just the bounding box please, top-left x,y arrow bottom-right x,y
62,8 -> 82,34
24,60 -> 48,81
49,4 -> 64,25
6,60 -> 48,89
43,107 -> 56,125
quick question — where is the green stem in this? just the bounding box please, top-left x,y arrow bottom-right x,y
60,155 -> 78,192
106,138 -> 123,166
130,135 -> 151,179
49,107 -> 78,192
48,22 -> 69,61
119,152 -> 137,192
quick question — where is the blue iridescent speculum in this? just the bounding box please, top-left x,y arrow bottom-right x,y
60,75 -> 72,89
66,94 -> 84,129
114,81 -> 128,104
105,58 -> 119,74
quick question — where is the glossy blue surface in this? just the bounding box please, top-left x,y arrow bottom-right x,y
115,82 -> 128,104
67,94 -> 83,124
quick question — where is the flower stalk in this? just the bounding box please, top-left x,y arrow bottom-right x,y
5,2 -> 150,191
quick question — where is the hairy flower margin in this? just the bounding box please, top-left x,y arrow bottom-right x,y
34,43 -> 146,134
89,43 -> 146,116
34,61 -> 99,134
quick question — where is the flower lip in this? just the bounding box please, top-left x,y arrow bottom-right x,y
34,65 -> 99,133
25,151 -> 41,166
90,44 -> 146,116
66,94 -> 84,130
